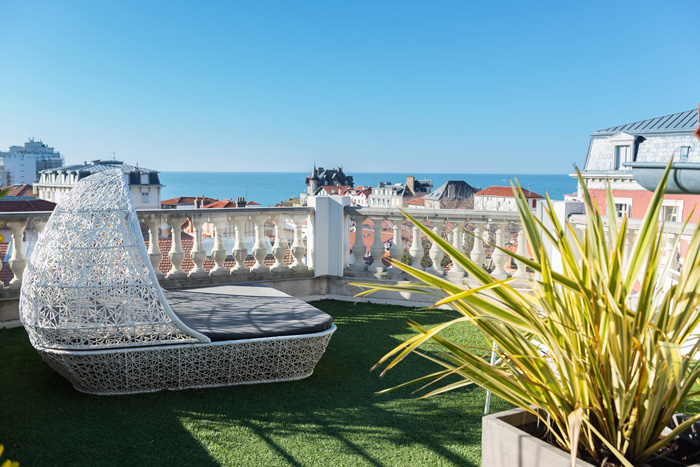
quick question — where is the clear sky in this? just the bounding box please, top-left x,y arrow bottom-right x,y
1,1 -> 698,174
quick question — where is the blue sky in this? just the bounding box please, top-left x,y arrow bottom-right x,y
1,0 -> 698,173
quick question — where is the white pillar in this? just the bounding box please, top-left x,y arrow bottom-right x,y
166,216 -> 187,279
145,215 -> 164,280
369,216 -> 386,274
209,217 -> 230,276
491,222 -> 508,280
470,221 -> 486,267
231,216 -> 249,273
512,224 -> 529,280
308,196 -> 349,277
271,215 -> 289,272
427,223 -> 444,276
349,215 -> 368,272
188,217 -> 208,278
290,215 -> 309,272
7,220 -> 27,288
250,215 -> 270,273
447,223 -> 466,283
388,218 -> 404,276
408,223 -> 424,270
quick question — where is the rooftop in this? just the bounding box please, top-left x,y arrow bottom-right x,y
40,159 -> 158,174
592,108 -> 700,136
475,186 -> 543,198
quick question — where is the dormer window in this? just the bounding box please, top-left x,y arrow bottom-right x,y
614,145 -> 631,170
680,146 -> 691,161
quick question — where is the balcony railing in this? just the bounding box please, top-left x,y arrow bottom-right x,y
0,200 -> 693,303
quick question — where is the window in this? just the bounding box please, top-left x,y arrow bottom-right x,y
140,173 -> 149,184
680,146 -> 691,161
141,192 -> 149,204
662,205 -> 679,222
614,145 -> 631,170
615,203 -> 630,219
661,200 -> 683,223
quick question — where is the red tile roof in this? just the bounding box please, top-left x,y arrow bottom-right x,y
161,196 -> 217,206
475,186 -> 543,198
201,199 -> 260,208
320,185 -> 352,195
405,196 -> 425,205
0,184 -> 36,197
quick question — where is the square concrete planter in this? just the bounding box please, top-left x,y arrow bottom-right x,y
482,408 -> 594,467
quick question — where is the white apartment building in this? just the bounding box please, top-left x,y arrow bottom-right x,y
35,160 -> 163,209
0,139 -> 64,183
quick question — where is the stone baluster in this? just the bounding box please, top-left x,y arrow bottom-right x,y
251,215 -> 270,273
144,215 -> 164,280
369,216 -> 387,274
408,222 -> 424,270
388,218 -> 404,275
290,216 -> 308,271
491,222 -> 509,280
348,216 -> 367,272
470,221 -> 486,268
7,219 -> 27,288
209,216 -> 229,276
231,216 -> 249,273
621,227 -> 633,269
166,216 -> 187,279
512,224 -> 529,280
188,216 -> 208,278
663,233 -> 679,272
271,215 -> 289,272
447,223 -> 466,283
426,222 -> 445,276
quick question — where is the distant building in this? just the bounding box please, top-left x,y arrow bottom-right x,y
0,161 -> 10,187
0,139 -> 64,184
301,165 -> 354,205
579,107 -> 700,221
474,186 -> 543,211
161,196 -> 218,209
344,186 -> 372,206
367,181 -> 403,208
423,180 -> 479,209
35,160 -> 162,209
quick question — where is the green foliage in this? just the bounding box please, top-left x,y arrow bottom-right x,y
353,161 -> 700,466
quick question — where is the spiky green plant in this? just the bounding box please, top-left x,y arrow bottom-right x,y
0,445 -> 19,467
353,162 -> 700,466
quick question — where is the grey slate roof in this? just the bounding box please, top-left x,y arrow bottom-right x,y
592,109 -> 699,136
41,160 -> 158,174
424,180 -> 479,201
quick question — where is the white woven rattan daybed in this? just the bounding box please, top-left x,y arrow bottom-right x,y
19,169 -> 335,395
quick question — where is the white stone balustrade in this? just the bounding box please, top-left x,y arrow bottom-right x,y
344,207 -> 528,282
7,204 -> 697,296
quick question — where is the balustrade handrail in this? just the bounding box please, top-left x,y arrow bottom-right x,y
345,206 -> 522,221
568,213 -> 697,237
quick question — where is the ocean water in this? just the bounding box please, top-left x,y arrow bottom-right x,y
160,172 -> 577,207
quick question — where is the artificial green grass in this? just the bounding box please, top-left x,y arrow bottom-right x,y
0,300 -> 510,466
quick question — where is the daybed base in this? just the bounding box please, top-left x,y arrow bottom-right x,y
37,324 -> 336,395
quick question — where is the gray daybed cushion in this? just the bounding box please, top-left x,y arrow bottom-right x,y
164,284 -> 333,342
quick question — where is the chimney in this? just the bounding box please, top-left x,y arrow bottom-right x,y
406,175 -> 415,195
236,196 -> 246,208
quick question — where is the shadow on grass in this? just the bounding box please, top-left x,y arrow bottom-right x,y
0,300 -> 506,466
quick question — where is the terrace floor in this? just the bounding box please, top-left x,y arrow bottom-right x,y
0,300 -> 511,467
